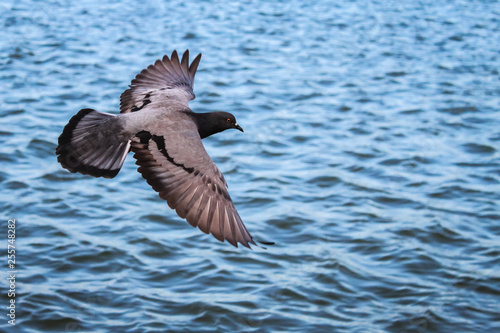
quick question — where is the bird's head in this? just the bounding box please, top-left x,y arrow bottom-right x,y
195,111 -> 244,139
217,112 -> 244,133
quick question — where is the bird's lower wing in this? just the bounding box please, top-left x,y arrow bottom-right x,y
131,131 -> 257,248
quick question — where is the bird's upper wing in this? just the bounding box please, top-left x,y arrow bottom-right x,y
130,114 -> 257,248
120,50 -> 201,114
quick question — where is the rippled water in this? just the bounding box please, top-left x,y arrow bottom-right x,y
1,0 -> 500,332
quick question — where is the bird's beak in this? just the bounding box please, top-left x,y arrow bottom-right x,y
235,123 -> 244,132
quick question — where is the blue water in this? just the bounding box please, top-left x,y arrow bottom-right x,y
1,0 -> 500,332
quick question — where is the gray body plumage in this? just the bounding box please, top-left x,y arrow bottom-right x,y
56,51 -> 260,248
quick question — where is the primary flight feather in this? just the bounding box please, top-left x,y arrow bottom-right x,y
56,50 -> 264,249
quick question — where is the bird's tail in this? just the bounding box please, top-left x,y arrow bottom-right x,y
56,108 -> 131,178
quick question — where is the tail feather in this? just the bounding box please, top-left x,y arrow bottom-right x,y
56,108 -> 130,178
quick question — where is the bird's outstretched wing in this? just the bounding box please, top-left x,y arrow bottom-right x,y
120,50 -> 201,114
130,115 -> 257,248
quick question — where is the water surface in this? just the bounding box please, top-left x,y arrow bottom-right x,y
1,0 -> 499,332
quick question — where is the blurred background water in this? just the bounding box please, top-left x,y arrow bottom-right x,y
1,0 -> 499,332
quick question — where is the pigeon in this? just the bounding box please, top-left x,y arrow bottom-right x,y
56,50 -> 270,249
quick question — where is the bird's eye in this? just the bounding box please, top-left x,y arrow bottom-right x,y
226,118 -> 231,123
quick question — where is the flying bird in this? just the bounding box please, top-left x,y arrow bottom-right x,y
56,50 -> 270,249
